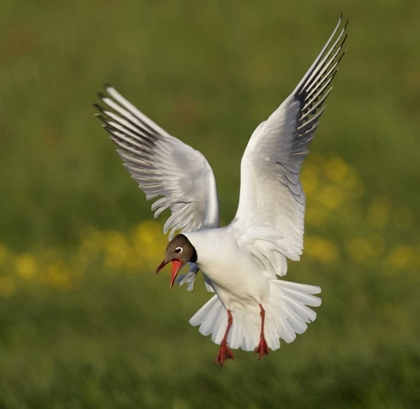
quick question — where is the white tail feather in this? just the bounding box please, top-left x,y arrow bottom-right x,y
189,279 -> 321,351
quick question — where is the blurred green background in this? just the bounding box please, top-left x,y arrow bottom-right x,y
1,0 -> 419,407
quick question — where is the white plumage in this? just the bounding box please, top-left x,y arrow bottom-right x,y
95,16 -> 347,364
184,228 -> 321,352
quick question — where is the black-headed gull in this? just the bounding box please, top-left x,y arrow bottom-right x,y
94,17 -> 347,366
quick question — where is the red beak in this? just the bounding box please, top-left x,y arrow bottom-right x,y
156,259 -> 183,289
155,260 -> 168,274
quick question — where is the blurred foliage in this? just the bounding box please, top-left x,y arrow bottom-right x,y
0,0 -> 419,407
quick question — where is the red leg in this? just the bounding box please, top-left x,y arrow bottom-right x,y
215,309 -> 234,367
254,304 -> 269,359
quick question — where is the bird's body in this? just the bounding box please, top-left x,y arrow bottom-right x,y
186,228 -> 270,306
95,16 -> 347,365
183,221 -> 321,354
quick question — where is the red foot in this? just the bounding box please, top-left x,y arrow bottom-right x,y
215,342 -> 235,366
215,309 -> 234,367
254,337 -> 269,360
254,304 -> 269,360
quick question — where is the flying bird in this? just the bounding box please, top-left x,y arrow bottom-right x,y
94,17 -> 347,366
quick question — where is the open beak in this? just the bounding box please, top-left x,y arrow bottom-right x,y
156,259 -> 183,289
155,260 -> 168,275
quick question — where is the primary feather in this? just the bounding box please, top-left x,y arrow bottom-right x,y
95,86 -> 220,240
231,17 -> 347,277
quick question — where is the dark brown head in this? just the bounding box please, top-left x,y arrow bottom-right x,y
155,234 -> 197,288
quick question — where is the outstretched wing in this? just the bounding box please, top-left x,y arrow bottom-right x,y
231,17 -> 347,277
95,85 -> 220,239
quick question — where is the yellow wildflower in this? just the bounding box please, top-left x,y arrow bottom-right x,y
386,245 -> 416,270
131,221 -> 165,271
15,253 -> 38,279
301,162 -> 319,196
45,261 -> 71,288
368,199 -> 390,228
304,235 -> 339,264
346,238 -> 378,262
318,185 -> 343,210
305,205 -> 329,227
103,230 -> 130,268
324,156 -> 350,184
342,171 -> 364,198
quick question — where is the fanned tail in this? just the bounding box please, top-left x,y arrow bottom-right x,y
189,280 -> 321,351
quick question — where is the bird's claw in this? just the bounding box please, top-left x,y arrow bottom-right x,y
215,342 -> 234,367
254,337 -> 269,360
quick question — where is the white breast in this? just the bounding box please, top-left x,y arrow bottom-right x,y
184,229 -> 270,309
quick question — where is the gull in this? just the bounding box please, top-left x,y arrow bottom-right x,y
94,17 -> 347,366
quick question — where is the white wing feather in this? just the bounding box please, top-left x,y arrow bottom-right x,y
95,86 -> 220,239
231,17 -> 347,277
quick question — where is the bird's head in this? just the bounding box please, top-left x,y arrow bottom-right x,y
156,234 -> 197,288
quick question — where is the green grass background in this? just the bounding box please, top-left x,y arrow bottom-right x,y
0,0 -> 419,407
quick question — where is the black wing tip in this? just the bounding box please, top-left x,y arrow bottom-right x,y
339,13 -> 349,31
104,83 -> 116,95
92,102 -> 105,112
294,15 -> 348,97
95,114 -> 109,125
329,67 -> 339,81
97,91 -> 107,101
338,11 -> 349,23
94,84 -> 113,103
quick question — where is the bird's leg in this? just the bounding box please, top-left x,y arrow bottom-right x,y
254,304 -> 269,359
215,309 -> 234,366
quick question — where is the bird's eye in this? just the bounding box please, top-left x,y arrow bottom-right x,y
175,247 -> 183,254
